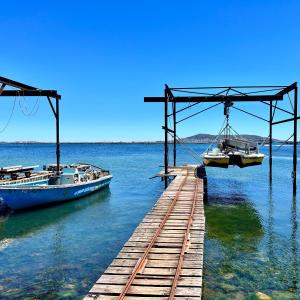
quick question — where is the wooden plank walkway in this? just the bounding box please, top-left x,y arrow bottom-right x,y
85,165 -> 205,300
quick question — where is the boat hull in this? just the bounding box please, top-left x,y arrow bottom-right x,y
0,175 -> 112,210
203,156 -> 229,168
239,155 -> 264,168
229,153 -> 264,168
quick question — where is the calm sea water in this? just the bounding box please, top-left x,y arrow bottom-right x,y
0,143 -> 299,299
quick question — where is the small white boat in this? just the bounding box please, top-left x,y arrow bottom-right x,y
230,151 -> 265,168
202,102 -> 265,168
0,163 -> 112,210
203,148 -> 230,168
203,138 -> 265,168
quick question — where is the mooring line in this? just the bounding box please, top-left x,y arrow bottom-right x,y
117,171 -> 189,300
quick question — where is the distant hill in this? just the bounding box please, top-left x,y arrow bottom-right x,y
182,133 -> 283,144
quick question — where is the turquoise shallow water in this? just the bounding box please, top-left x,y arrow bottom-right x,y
0,143 -> 299,299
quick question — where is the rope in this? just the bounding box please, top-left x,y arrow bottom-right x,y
287,92 -> 294,112
261,135 -> 271,146
19,94 -> 41,116
271,133 -> 294,153
0,96 -> 17,134
167,131 -> 202,163
229,125 -> 240,136
202,117 -> 227,155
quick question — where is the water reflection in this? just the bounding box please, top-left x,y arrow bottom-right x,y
0,189 -> 111,241
205,194 -> 263,252
267,186 -> 275,268
290,195 -> 298,294
204,188 -> 300,299
0,189 -> 112,299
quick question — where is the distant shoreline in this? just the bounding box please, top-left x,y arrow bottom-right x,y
1,133 -> 299,144
0,134 -> 298,144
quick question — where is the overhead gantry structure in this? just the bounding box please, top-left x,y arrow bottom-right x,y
145,83 -> 299,194
0,76 -> 61,175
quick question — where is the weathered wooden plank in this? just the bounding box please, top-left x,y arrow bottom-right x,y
104,266 -> 202,276
110,258 -> 203,268
125,240 -> 202,249
116,252 -> 202,261
89,284 -> 201,297
128,237 -> 204,244
96,274 -> 202,287
85,295 -> 200,300
120,247 -> 203,255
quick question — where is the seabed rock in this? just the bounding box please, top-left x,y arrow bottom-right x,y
256,291 -> 271,300
220,282 -> 237,292
63,283 -> 76,289
223,273 -> 235,280
234,291 -> 245,300
58,289 -> 77,298
272,291 -> 295,299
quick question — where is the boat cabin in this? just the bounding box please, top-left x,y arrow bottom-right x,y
221,138 -> 259,154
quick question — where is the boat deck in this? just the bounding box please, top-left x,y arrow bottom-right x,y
0,171 -> 53,185
85,165 -> 205,299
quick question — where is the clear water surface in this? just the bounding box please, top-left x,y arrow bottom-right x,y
0,143 -> 299,299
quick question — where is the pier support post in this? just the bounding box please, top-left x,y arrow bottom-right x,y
269,100 -> 273,182
293,86 -> 298,195
56,97 -> 60,176
164,86 -> 169,188
195,165 -> 208,202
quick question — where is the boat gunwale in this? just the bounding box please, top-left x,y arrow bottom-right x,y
0,174 -> 113,190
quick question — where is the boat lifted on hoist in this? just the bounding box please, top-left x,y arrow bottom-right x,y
202,101 -> 265,168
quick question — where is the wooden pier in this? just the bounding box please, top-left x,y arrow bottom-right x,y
85,165 -> 205,299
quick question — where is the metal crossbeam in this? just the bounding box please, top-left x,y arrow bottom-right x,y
145,82 -> 298,195
272,116 -> 300,125
0,76 -> 37,90
0,90 -> 61,99
0,75 -> 61,175
144,95 -> 283,103
276,82 -> 297,96
232,106 -> 269,122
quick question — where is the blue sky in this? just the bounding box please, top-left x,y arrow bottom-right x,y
0,0 -> 299,141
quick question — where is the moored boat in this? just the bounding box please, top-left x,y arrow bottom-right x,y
234,152 -> 265,168
0,77 -> 113,210
203,148 -> 230,168
202,101 -> 265,168
226,138 -> 265,167
0,164 -> 112,210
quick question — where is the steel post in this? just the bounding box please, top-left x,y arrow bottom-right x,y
56,97 -> 60,175
173,101 -> 176,167
164,87 -> 169,188
293,86 -> 298,195
269,100 -> 273,182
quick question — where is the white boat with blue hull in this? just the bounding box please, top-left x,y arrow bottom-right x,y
0,164 -> 112,210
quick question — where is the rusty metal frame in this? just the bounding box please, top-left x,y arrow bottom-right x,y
0,76 -> 61,174
145,82 -> 299,195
